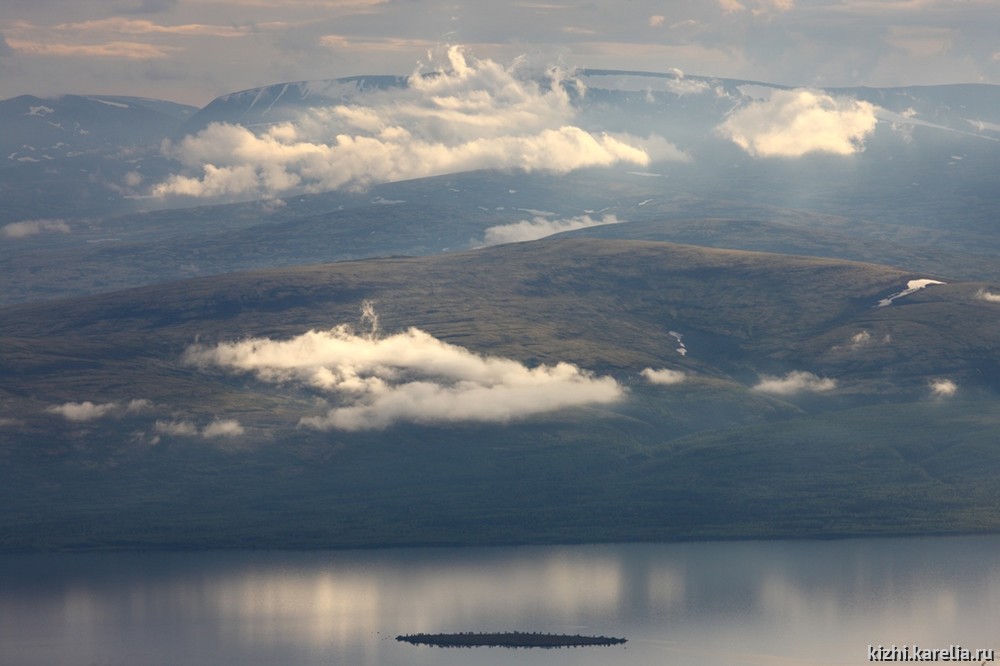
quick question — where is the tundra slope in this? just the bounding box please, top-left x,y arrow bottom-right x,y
3,238 -> 1000,550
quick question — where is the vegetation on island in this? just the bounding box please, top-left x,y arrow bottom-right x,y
395,631 -> 627,648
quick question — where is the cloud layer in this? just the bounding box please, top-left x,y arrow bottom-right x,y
480,214 -> 621,246
47,399 -> 151,421
976,288 -> 1000,303
153,47 -> 665,199
929,379 -> 957,398
184,316 -> 624,431
2,219 -> 70,239
641,367 -> 686,385
752,371 -> 836,396
153,418 -> 245,439
718,89 -> 879,157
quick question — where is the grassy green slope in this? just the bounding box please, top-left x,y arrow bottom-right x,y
3,238 -> 1000,549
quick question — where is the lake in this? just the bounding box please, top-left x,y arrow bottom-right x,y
2,536 -> 998,666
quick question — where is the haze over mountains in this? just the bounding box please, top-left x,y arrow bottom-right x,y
3,50 -> 1000,550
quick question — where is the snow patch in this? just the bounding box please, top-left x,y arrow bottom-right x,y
669,331 -> 687,356
579,73 -> 710,96
879,109 -> 1000,142
87,97 -> 130,109
877,279 -> 945,307
965,118 -> 1000,133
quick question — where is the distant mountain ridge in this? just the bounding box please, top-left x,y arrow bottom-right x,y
0,93 -> 197,161
2,68 -> 999,224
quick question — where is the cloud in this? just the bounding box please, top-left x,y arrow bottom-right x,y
50,400 -> 118,421
641,368 -> 686,385
7,39 -> 179,59
717,89 -> 879,157
2,219 -> 70,239
154,417 -> 245,438
976,288 -> 1000,303
929,378 -> 957,398
752,371 -> 836,396
153,46 -> 669,200
184,309 -> 624,431
202,419 -> 245,438
0,34 -> 14,59
848,330 -> 872,349
55,18 -> 251,38
719,0 -> 794,14
154,419 -> 199,436
479,213 -> 621,246
46,399 -> 150,421
116,0 -> 180,14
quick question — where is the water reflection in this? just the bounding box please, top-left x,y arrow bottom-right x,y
2,536 -> 999,666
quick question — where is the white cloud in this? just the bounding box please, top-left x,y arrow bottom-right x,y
154,419 -> 199,436
479,213 -> 621,246
47,401 -> 121,421
154,417 -> 245,438
717,89 -> 879,157
752,370 -> 837,396
976,288 -> 1000,303
641,367 -> 686,385
46,398 -> 152,421
202,419 -> 245,438
7,39 -> 180,59
848,330 -> 872,349
719,0 -> 794,14
929,378 -> 957,398
153,46 -> 670,200
124,399 -> 153,413
54,18 -> 252,38
184,313 -> 624,431
2,219 -> 70,239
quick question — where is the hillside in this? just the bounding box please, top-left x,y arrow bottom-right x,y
3,238 -> 1000,550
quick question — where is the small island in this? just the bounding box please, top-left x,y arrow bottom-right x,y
395,631 -> 627,648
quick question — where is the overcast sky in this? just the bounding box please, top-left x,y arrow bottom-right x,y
2,0 -> 998,106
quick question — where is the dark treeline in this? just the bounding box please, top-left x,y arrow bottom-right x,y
395,631 -> 627,648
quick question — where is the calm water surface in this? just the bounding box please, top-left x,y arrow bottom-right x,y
2,536 -> 998,666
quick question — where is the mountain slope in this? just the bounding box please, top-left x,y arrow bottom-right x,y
3,238 -> 1000,550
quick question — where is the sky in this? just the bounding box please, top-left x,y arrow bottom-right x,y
1,0 -> 999,107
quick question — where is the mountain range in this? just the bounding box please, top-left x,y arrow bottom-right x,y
2,66 -> 1000,550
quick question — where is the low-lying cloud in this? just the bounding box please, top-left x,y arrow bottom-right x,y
154,46 -> 673,200
3,219 -> 70,239
47,399 -> 151,422
929,378 -> 958,398
479,213 -> 621,246
752,370 -> 836,396
976,288 -> 1000,303
641,367 -> 686,385
154,417 -> 245,439
202,419 -> 246,438
184,311 -> 624,431
154,419 -> 199,436
718,89 -> 878,157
